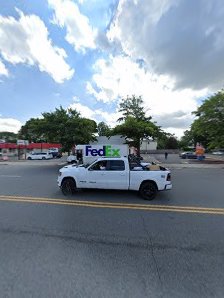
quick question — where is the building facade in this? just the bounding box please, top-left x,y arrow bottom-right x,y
0,143 -> 61,160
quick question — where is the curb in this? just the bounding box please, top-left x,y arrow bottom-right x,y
159,163 -> 224,169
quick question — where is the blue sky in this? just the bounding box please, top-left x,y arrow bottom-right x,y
0,0 -> 223,137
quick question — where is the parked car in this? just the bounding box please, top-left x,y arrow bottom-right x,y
27,152 -> 53,160
179,152 -> 197,159
212,150 -> 224,155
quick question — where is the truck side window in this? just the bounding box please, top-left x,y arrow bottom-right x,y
89,161 -> 107,171
108,160 -> 125,171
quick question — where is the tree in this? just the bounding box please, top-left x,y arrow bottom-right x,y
113,117 -> 159,154
179,130 -> 195,149
19,106 -> 97,152
18,118 -> 45,142
191,90 -> 224,149
114,95 -> 160,154
165,136 -> 179,149
97,122 -> 111,136
113,96 -> 160,154
118,95 -> 151,122
157,132 -> 179,149
0,132 -> 18,142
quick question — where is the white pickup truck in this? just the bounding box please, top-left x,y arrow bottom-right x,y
57,157 -> 172,200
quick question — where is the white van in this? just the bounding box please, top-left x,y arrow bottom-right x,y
27,152 -> 53,160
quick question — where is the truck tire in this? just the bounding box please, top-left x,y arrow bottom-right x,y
61,178 -> 76,195
139,181 -> 157,200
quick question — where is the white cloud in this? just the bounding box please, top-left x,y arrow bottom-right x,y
108,0 -> 224,90
69,100 -> 120,128
69,101 -> 96,119
0,117 -> 22,133
153,111 -> 193,129
48,0 -> 96,52
86,55 -> 208,137
0,59 -> 8,77
0,9 -> 74,83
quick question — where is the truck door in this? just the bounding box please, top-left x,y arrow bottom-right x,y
86,160 -> 109,188
86,160 -> 129,189
104,160 -> 129,190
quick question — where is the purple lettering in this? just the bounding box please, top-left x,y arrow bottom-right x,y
98,148 -> 105,156
91,149 -> 98,156
85,145 -> 107,157
85,145 -> 92,156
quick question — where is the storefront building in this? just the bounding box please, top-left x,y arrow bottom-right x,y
0,143 -> 61,160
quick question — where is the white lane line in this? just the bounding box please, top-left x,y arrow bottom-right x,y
0,175 -> 21,178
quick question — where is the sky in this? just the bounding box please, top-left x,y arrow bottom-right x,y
0,0 -> 224,138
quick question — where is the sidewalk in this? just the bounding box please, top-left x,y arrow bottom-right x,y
161,163 -> 224,169
0,158 -> 67,166
141,154 -> 224,169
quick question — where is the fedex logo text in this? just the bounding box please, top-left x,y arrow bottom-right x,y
85,145 -> 120,157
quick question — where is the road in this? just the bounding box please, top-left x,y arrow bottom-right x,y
0,160 -> 224,297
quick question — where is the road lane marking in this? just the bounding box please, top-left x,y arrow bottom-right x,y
0,175 -> 21,178
0,195 -> 224,215
1,195 -> 224,212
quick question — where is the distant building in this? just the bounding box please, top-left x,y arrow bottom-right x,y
140,139 -> 157,152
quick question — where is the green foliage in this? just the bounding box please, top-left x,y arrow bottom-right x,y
191,90 -> 224,149
166,136 -> 179,149
18,118 -> 45,142
97,122 -> 111,136
113,116 -> 159,152
114,95 -> 160,153
0,131 -> 18,142
157,133 -> 168,149
157,132 -> 179,149
113,116 -> 157,147
19,106 -> 97,152
179,130 -> 195,149
118,95 -> 151,122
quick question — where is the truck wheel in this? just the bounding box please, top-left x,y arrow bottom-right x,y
61,178 -> 76,195
139,182 -> 157,200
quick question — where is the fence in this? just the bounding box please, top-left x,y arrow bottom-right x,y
140,149 -> 180,154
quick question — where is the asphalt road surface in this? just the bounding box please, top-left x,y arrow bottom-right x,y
0,160 -> 224,297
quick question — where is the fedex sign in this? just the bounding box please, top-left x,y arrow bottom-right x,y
85,145 -> 121,157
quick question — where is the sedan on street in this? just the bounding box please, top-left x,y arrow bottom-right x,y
179,152 -> 197,159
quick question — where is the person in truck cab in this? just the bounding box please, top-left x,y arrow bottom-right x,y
100,161 -> 106,170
